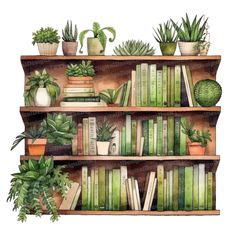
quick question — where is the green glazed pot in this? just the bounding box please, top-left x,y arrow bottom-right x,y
159,42 -> 177,56
87,37 -> 104,55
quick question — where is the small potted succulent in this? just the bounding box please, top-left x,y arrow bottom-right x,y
41,113 -> 77,155
7,156 -> 71,222
32,27 -> 60,56
113,40 -> 155,56
99,86 -> 122,106
11,127 -> 47,155
171,14 -> 208,56
79,22 -> 116,55
62,20 -> 78,56
181,120 -> 212,155
24,69 -> 60,107
153,21 -> 177,56
96,120 -> 116,155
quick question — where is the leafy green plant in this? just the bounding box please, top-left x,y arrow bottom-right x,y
32,27 -> 60,45
113,40 -> 155,56
153,21 -> 177,43
171,14 -> 208,42
96,120 -> 116,142
66,60 -> 95,77
24,69 -> 60,106
7,156 -> 71,222
41,113 -> 77,145
99,86 -> 122,104
11,127 -> 46,151
79,22 -> 116,53
62,20 -> 78,42
181,120 -> 212,147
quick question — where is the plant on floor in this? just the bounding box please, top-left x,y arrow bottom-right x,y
66,60 -> 95,77
41,113 -> 77,145
113,40 -> 155,56
7,156 -> 71,222
24,69 -> 60,106
99,86 -> 122,105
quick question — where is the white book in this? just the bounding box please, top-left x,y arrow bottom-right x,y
139,137 -> 145,156
136,120 -> 142,155
109,130 -> 120,155
163,119 -> 168,155
153,123 -> 157,154
181,65 -> 193,107
88,117 -> 97,155
60,101 -> 106,107
128,178 -> 134,210
125,180 -> 132,209
70,185 -> 81,210
63,87 -> 94,93
193,164 -> 199,210
135,179 -> 141,210
132,177 -> 139,210
143,172 -> 156,210
120,166 -> 128,210
108,170 -> 113,210
131,70 -> 136,106
148,178 -> 157,210
198,164 -> 205,210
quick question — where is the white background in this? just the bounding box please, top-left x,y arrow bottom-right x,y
0,0 -> 235,235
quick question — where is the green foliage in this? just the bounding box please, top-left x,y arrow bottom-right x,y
99,86 -> 122,104
181,120 -> 212,147
66,60 -> 95,77
96,120 -> 116,142
171,14 -> 208,42
113,40 -> 155,56
24,69 -> 60,106
79,22 -> 116,53
62,20 -> 78,42
153,21 -> 177,43
7,156 -> 71,222
11,127 -> 46,151
41,113 -> 77,145
32,27 -> 60,45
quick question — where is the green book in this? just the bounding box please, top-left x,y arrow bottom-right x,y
98,167 -> 106,210
198,164 -> 205,210
157,165 -> 164,211
163,178 -> 167,210
94,168 -> 99,210
186,65 -> 197,106
180,117 -> 187,155
170,67 -> 175,107
173,167 -> 179,211
163,118 -> 168,155
123,80 -> 131,106
112,169 -> 121,210
166,171 -> 170,210
162,66 -> 168,107
142,120 -> 149,155
105,170 -> 109,210
120,83 -> 127,106
149,64 -> 157,106
205,173 -> 208,209
174,117 -> 181,155
141,63 -> 148,106
169,170 -> 173,210
120,166 -> 128,210
82,118 -> 89,155
90,169 -> 95,210
121,126 -> 126,156
184,166 -> 193,211
157,116 -> 163,155
131,120 -> 137,155
207,172 -> 213,210
156,70 -> 163,106
193,164 -> 199,210
148,119 -> 154,155
174,65 -> 181,107
64,96 -> 100,102
167,116 -> 174,155
125,115 -> 132,155
81,166 -> 88,210
167,67 -> 171,107
87,176 -> 91,210
136,64 -> 141,106
108,170 -> 113,210
153,123 -> 157,154
178,166 -> 185,210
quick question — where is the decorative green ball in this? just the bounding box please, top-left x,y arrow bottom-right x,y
194,79 -> 222,107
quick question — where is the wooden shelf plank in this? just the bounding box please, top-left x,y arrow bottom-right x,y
21,55 -> 221,61
20,155 -> 220,161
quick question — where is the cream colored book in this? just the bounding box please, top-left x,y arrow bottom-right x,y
143,172 -> 155,210
60,101 -> 106,107
132,177 -> 139,210
88,117 -> 97,155
135,179 -> 141,210
181,65 -> 193,107
125,179 -> 132,209
127,178 -> 134,210
131,70 -> 136,106
148,178 -> 157,210
72,136 -> 78,155
139,137 -> 145,156
70,185 -> 81,210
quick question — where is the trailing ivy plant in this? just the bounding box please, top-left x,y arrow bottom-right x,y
7,156 -> 71,222
32,27 -> 60,45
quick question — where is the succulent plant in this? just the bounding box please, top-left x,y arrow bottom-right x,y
99,86 -> 122,104
32,27 -> 60,45
62,20 -> 78,42
41,113 -> 77,145
66,60 -> 95,77
96,120 -> 116,142
113,40 -> 155,56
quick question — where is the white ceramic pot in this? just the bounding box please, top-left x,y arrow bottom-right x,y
37,43 -> 59,56
35,88 -> 51,107
97,141 -> 110,155
178,42 -> 199,56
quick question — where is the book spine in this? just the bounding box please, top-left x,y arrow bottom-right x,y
88,117 -> 97,155
131,71 -> 136,106
167,67 -> 171,107
156,70 -> 163,106
181,65 -> 193,107
135,179 -> 141,210
136,120 -> 142,155
169,170 -> 173,210
186,65 -> 197,106
193,164 -> 199,210
123,80 -> 132,106
120,83 -> 127,106
149,178 -> 156,210
167,116 -> 174,155
64,96 -> 100,102
198,164 -> 205,210
64,92 -> 95,97
162,65 -> 168,107
82,118 -> 89,155
149,64 -> 157,106
163,178 -> 167,210
125,115 -> 132,155
180,117 -> 187,155
112,169 -> 121,210
170,67 -> 175,107
131,120 -> 137,155
108,170 -> 113,210
153,123 -> 157,154
72,135 -> 78,155
109,130 -> 120,155
132,177 -> 139,210
207,172 -> 213,210
64,88 -> 94,93
121,126 -> 126,155
157,116 -> 163,155
142,120 -> 149,155
81,166 -> 88,210
205,173 -> 208,209
148,119 -> 154,155
173,167 -> 179,211
174,117 -> 181,155
174,65 -> 181,107
90,169 -> 94,210
157,165 -> 164,211
120,166 -> 128,210
87,177 -> 91,210
184,166 -> 193,211
105,170 -> 109,210
139,137 -> 145,156
136,64 -> 141,106
98,167 -> 106,210
141,63 -> 148,106
178,166 -> 185,210
77,123 -> 83,155
163,118 -> 168,155
94,168 -> 99,210
166,171 -> 170,210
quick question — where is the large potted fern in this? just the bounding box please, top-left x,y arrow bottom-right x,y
7,156 -> 71,222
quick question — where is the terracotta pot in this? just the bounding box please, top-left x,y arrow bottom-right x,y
178,42 -> 199,56
27,139 -> 47,156
97,141 -> 110,155
62,41 -> 78,56
35,88 -> 51,107
159,42 -> 177,56
37,43 -> 59,56
40,191 -> 63,210
188,142 -> 206,155
87,38 -> 104,55
67,76 -> 93,81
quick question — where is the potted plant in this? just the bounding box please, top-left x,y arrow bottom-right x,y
198,16 -> 210,55
171,14 -> 208,56
32,27 -> 60,56
96,120 -> 116,155
62,20 -> 78,56
181,120 -> 212,155
113,40 -> 155,56
79,22 -> 116,55
11,127 -> 47,155
7,156 -> 71,222
24,69 -> 60,107
41,113 -> 77,155
153,21 -> 177,56
99,87 -> 122,106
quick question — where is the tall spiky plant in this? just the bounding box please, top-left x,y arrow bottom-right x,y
62,20 -> 78,42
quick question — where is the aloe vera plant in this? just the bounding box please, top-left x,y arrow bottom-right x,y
96,120 -> 116,142
99,86 -> 122,104
62,20 -> 78,42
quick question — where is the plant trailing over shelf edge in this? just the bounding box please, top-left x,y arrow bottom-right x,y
66,60 -> 95,77
32,27 -> 60,45
62,20 -> 78,42
96,119 -> 116,142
